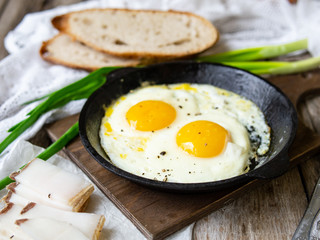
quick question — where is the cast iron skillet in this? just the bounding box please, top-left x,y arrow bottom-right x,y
79,61 -> 298,192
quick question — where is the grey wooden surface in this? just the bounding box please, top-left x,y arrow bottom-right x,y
1,0 -> 320,239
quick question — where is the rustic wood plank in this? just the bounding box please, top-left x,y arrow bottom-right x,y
28,128 -> 52,149
299,156 -> 320,200
297,91 -> 320,199
193,168 -> 307,240
304,93 -> 320,132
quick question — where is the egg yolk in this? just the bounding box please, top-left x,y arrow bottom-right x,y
176,120 -> 229,158
126,100 -> 176,131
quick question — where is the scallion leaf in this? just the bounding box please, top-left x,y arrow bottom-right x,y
219,56 -> 320,75
197,39 -> 308,62
218,61 -> 289,71
0,66 -> 120,155
252,56 -> 320,75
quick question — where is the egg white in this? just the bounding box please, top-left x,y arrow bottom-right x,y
104,85 -> 199,139
99,83 -> 270,183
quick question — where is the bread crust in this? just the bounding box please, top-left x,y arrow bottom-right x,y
51,8 -> 219,59
40,33 -> 141,71
51,14 -> 69,31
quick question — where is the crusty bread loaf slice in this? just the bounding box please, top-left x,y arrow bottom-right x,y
52,8 -> 219,59
40,33 -> 141,71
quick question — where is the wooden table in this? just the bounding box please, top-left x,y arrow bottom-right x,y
1,0 -> 320,239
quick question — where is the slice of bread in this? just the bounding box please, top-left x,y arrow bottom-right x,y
40,33 -> 141,71
52,8 -> 219,59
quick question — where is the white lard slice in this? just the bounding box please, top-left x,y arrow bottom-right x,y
0,200 -> 105,240
10,158 -> 94,211
8,194 -> 104,239
7,182 -> 74,211
0,203 -> 33,240
16,218 -> 90,240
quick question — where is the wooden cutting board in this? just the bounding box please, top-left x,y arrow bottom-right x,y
45,71 -> 320,240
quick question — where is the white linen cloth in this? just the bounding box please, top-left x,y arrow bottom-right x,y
0,0 -> 320,239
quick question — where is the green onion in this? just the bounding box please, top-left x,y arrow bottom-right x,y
0,66 -> 120,155
0,122 -> 79,190
21,94 -> 51,106
37,122 -> 79,160
253,56 -> 320,75
197,38 -> 320,75
217,61 -> 289,71
197,39 -> 308,62
219,56 -> 320,75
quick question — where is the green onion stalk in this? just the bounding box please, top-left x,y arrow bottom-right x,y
196,39 -> 308,62
207,56 -> 320,75
0,66 -> 120,156
250,56 -> 320,75
197,38 -> 320,75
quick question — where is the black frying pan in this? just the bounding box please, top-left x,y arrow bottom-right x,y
79,61 -> 298,192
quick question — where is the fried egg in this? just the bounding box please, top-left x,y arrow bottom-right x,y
99,83 -> 270,183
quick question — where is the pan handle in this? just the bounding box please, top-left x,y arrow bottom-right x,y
246,153 -> 290,179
